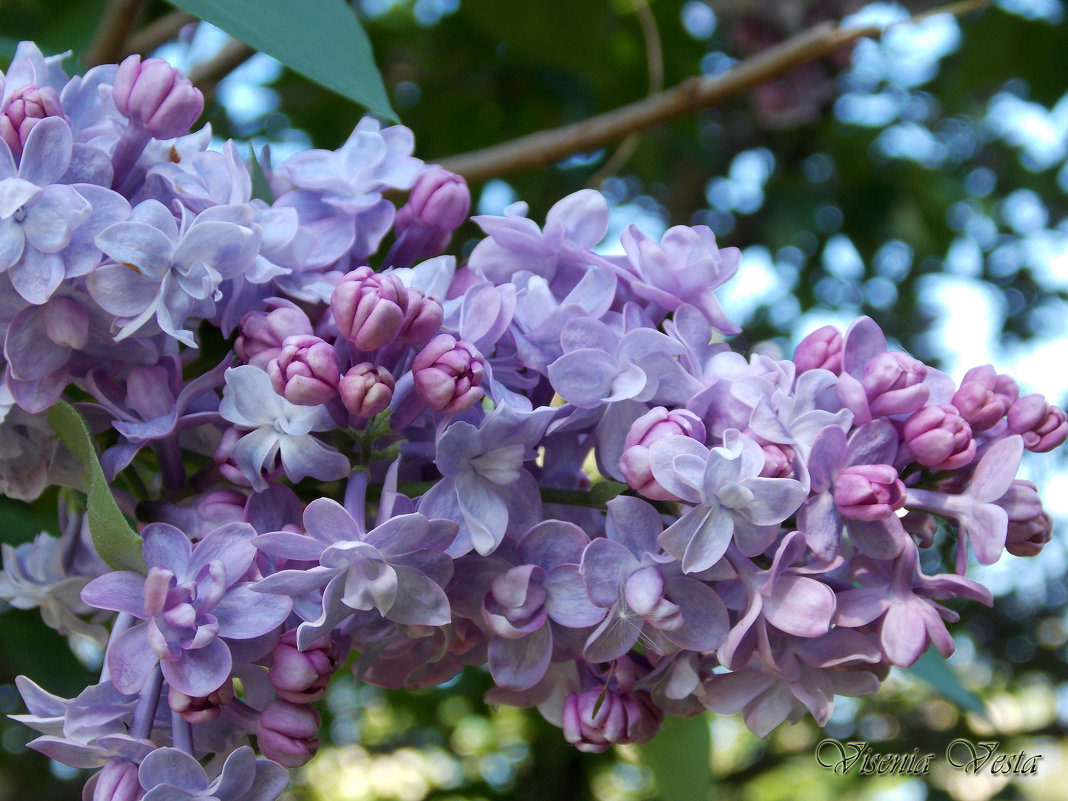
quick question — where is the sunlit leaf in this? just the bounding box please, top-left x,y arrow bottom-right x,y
165,0 -> 396,121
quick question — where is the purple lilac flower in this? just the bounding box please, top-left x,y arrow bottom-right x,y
835,543 -> 992,666
649,429 -> 806,572
1,84 -> 63,156
901,404 -> 976,470
88,199 -> 260,346
79,521 -> 292,697
339,362 -> 394,417
411,333 -> 486,414
255,700 -> 321,770
253,497 -> 456,648
580,496 -> 729,661
951,364 -> 1018,431
620,406 -> 706,501
418,403 -> 554,555
0,117 -> 95,304
217,365 -> 350,492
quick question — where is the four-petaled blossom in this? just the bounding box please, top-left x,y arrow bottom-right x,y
218,365 -> 350,492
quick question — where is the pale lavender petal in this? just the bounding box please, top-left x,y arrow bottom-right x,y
80,571 -> 147,617
660,576 -> 728,652
9,249 -> 64,304
880,600 -> 929,666
489,625 -> 552,691
762,575 -> 835,637
141,523 -> 191,573
518,520 -> 588,568
580,537 -> 639,607
304,497 -> 362,544
548,349 -> 619,408
139,747 -> 208,793
545,565 -> 605,628
455,473 -> 508,556
86,262 -> 160,317
385,564 -> 451,625
659,506 -> 733,574
253,566 -> 338,596
277,433 -> 350,484
584,610 -> 642,662
95,221 -> 174,278
252,532 -> 326,562
834,587 -> 890,627
160,637 -> 232,697
107,623 -> 158,695
214,585 -> 291,638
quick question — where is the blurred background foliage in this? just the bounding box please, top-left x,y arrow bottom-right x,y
1,0 -> 1067,799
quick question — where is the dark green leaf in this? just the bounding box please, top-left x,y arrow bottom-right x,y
164,0 -> 396,121
590,480 -> 627,505
907,647 -> 986,716
46,401 -> 145,574
637,713 -> 711,801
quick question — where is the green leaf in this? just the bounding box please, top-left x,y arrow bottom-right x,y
907,647 -> 986,716
590,480 -> 627,505
46,401 -> 146,574
637,713 -> 711,801
164,0 -> 396,121
248,143 -> 274,203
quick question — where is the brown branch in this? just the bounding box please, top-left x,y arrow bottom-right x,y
123,10 -> 198,57
436,0 -> 988,184
187,38 -> 257,102
84,0 -> 146,66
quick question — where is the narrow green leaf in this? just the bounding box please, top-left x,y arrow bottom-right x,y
165,0 -> 396,121
46,401 -> 146,574
590,480 -> 627,505
907,647 -> 986,715
248,143 -> 274,203
637,713 -> 711,801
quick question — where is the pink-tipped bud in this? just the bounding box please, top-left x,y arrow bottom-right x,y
168,678 -> 234,724
269,629 -> 341,704
951,364 -> 1018,432
412,333 -> 484,413
619,407 -> 705,501
0,84 -> 63,157
402,166 -> 470,232
999,480 -> 1053,557
561,688 -> 662,753
268,334 -> 341,406
330,266 -> 409,351
339,362 -> 395,417
1007,394 -> 1068,453
42,295 -> 89,350
759,442 -> 796,478
833,464 -> 906,521
236,301 -> 314,369
256,699 -> 321,769
398,287 -> 444,345
902,404 -> 976,470
93,760 -> 141,801
862,351 -> 928,417
112,55 -> 204,139
794,325 -> 843,374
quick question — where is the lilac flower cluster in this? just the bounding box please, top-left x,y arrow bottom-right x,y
1,43 -> 1065,798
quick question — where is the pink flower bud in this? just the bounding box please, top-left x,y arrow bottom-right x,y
398,287 -> 444,345
0,84 -> 63,156
862,351 -> 928,417
93,760 -> 141,801
236,301 -> 314,369
833,464 -> 906,521
794,325 -> 843,374
269,629 -> 341,704
619,407 -> 705,500
951,364 -> 1018,432
112,55 -> 204,139
996,480 -> 1051,556
401,166 -> 471,232
256,699 -> 321,769
339,362 -> 395,417
330,266 -> 409,350
267,334 -> 341,406
561,688 -> 662,753
759,442 -> 796,478
1007,394 -> 1068,453
412,333 -> 484,413
902,404 -> 976,470
168,678 -> 234,724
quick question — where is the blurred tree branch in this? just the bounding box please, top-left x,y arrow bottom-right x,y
85,0 -> 146,66
437,0 -> 987,183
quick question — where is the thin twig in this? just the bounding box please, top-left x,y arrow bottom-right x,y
123,9 -> 198,57
85,0 -> 145,66
187,38 -> 257,102
436,0 -> 987,183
